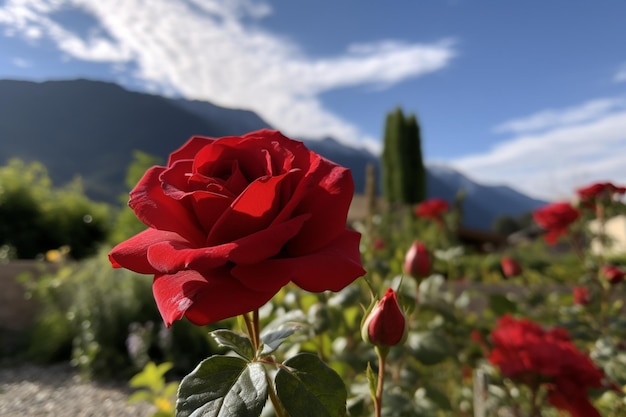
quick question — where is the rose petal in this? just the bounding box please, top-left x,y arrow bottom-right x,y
283,156 -> 354,255
129,166 -> 206,245
147,240 -> 235,274
109,228 -> 183,274
232,230 -> 365,293
190,191 -> 235,233
168,136 -> 214,166
146,213 -> 310,274
152,268 -> 278,326
206,172 -> 292,245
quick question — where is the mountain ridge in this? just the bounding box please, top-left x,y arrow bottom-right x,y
0,78 -> 546,229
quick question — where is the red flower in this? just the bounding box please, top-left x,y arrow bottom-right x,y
373,237 -> 386,251
501,256 -> 522,278
109,130 -> 365,326
601,265 -> 625,285
404,241 -> 430,279
488,315 -> 604,416
414,198 -> 449,224
533,202 -> 580,245
573,286 -> 590,305
576,182 -> 626,208
362,288 -> 407,347
577,182 -> 619,204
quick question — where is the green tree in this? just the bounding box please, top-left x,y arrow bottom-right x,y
381,107 -> 427,205
0,158 -> 111,259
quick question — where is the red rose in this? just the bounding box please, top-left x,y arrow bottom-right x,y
109,130 -> 365,326
533,202 -> 580,245
414,198 -> 449,224
403,241 -> 430,279
362,288 -> 407,347
576,182 -> 617,202
488,315 -> 604,416
573,286 -> 590,305
601,265 -> 625,285
500,256 -> 522,278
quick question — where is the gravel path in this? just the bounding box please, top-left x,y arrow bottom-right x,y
0,362 -> 157,417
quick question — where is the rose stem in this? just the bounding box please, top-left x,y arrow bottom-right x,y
374,346 -> 389,417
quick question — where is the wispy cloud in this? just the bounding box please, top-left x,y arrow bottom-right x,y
449,100 -> 626,200
0,0 -> 456,151
492,96 -> 626,135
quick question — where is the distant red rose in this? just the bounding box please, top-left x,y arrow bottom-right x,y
577,182 -> 617,202
414,198 -> 449,224
362,288 -> 407,347
403,241 -> 430,279
533,202 -> 580,245
109,130 -> 365,326
488,315 -> 604,417
373,237 -> 386,251
573,286 -> 590,305
501,256 -> 522,278
601,265 -> 625,285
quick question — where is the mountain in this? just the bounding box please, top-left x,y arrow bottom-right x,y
425,164 -> 546,230
0,78 -> 545,229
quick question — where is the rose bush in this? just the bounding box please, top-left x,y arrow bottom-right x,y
488,315 -> 606,417
109,129 -> 365,326
533,201 -> 580,244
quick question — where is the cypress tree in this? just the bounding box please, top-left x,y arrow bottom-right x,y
381,107 -> 427,205
404,114 -> 426,204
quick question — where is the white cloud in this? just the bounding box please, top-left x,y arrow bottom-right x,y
0,0 -> 455,152
493,96 -> 626,134
448,103 -> 626,200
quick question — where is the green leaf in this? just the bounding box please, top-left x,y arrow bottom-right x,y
488,294 -> 518,316
275,353 -> 347,417
409,331 -> 452,365
366,362 -> 377,403
176,356 -> 268,417
129,362 -> 172,392
260,326 -> 298,355
210,329 -> 255,360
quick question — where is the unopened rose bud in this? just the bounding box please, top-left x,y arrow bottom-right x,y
501,256 -> 522,278
404,241 -> 430,279
601,265 -> 625,285
362,288 -> 408,347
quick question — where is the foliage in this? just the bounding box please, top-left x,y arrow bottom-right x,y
20,250 -> 215,379
0,158 -> 112,259
128,361 -> 178,417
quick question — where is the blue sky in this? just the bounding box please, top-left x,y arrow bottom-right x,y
1,0 -> 625,200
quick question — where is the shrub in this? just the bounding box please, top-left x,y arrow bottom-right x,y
21,250 -> 215,379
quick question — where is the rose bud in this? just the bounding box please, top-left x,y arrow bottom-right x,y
601,265 -> 625,285
404,241 -> 430,279
362,288 -> 408,347
501,256 -> 522,278
573,286 -> 590,306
